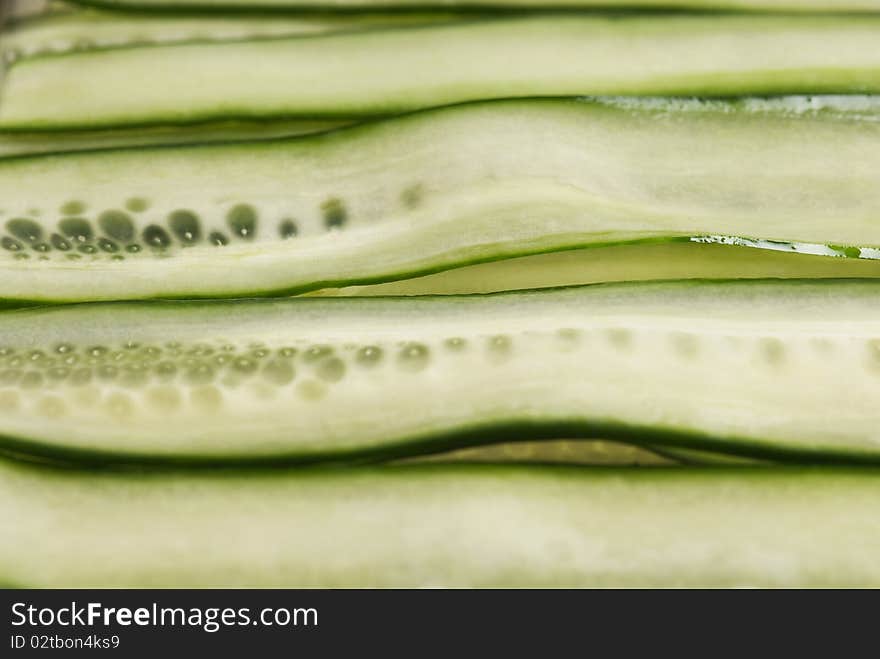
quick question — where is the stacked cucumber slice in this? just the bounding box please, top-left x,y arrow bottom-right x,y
1,0 -> 879,587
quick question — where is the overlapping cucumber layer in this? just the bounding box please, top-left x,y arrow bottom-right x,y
4,461 -> 879,587
311,243 -> 880,297
3,16 -> 880,130
63,0 -> 880,13
0,9 -> 461,61
1,280 -> 879,464
0,98 -> 879,303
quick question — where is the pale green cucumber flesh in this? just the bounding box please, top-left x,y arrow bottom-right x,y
0,9 -> 462,61
4,16 -> 880,130
4,462 -> 880,587
1,280 -> 880,464
398,439 -> 678,466
63,0 -> 880,13
0,98 -> 879,303
311,243 -> 880,297
0,118 -> 350,158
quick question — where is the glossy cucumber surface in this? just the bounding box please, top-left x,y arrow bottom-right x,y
4,461 -> 880,587
1,280 -> 879,464
3,16 -> 880,130
1,98 -> 879,303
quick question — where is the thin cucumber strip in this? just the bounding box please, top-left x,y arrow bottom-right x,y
311,243 -> 880,297
398,439 -> 678,466
1,280 -> 880,464
1,98 -> 880,303
63,0 -> 880,13
0,9 -> 463,61
4,462 -> 880,587
4,16 -> 880,130
0,118 -> 351,158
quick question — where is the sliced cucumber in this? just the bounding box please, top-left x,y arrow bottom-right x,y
399,439 -> 677,466
1,98 -> 879,303
0,118 -> 349,158
3,16 -> 880,130
311,243 -> 880,297
0,9 -> 461,61
1,280 -> 880,464
63,0 -> 880,13
4,461 -> 880,587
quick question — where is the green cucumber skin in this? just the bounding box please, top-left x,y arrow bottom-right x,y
5,461 -> 880,587
4,16 -> 880,130
2,279 -> 880,465
0,98 -> 879,303
62,0 -> 880,13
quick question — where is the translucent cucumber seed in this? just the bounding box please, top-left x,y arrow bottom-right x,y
7,218 -> 42,243
606,329 -> 632,350
250,348 -> 270,359
191,386 -> 222,412
279,219 -> 298,239
60,200 -> 86,215
55,344 -> 73,355
398,343 -> 430,372
262,359 -> 295,385
98,210 -> 136,242
125,244 -> 141,253
77,244 -> 97,254
47,367 -> 69,381
105,393 -> 134,419
97,365 -> 118,380
209,232 -> 229,247
444,338 -> 467,351
488,335 -> 512,353
356,346 -> 383,367
32,243 -> 50,253
278,347 -> 297,358
1,237 -> 22,251
321,198 -> 347,230
50,234 -> 71,251
125,197 -> 149,213
169,210 -> 202,245
147,386 -> 181,412
98,238 -> 119,253
155,361 -> 177,379
760,338 -> 785,366
232,357 -> 257,375
59,218 -> 93,243
142,225 -> 172,249
13,253 -> 29,260
88,346 -> 107,358
227,204 -> 257,240
185,363 -> 215,385
38,397 -> 66,419
316,357 -> 346,383
303,345 -> 332,363
28,350 -> 45,363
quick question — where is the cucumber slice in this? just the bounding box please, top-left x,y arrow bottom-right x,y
1,280 -> 880,464
63,0 -> 880,13
0,119 -> 349,158
398,439 -> 678,466
3,16 -> 880,130
312,243 -> 880,297
0,9 -> 461,61
1,97 -> 879,303
4,461 -> 880,587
